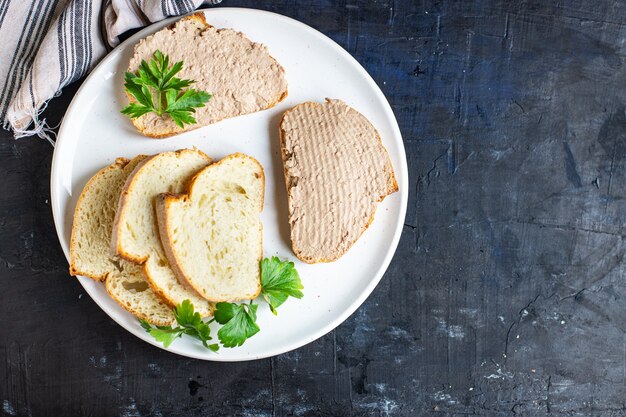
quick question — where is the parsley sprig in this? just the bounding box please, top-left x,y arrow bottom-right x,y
121,50 -> 211,128
140,299 -> 219,351
139,257 -> 304,350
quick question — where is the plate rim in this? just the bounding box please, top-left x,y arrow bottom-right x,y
50,7 -> 409,361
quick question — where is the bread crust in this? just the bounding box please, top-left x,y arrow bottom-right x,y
127,12 -> 288,139
278,99 -> 398,264
156,153 -> 264,301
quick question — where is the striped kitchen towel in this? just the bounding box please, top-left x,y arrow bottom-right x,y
0,0 -> 221,144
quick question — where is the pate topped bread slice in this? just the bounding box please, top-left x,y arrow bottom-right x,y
111,149 -> 214,316
127,13 -> 288,138
279,99 -> 398,263
69,156 -> 175,326
156,153 -> 264,302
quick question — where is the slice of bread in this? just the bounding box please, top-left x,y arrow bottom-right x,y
111,149 -> 214,316
69,157 -> 175,326
105,262 -> 175,326
279,99 -> 398,263
127,13 -> 288,138
156,153 -> 264,302
70,157 -> 144,281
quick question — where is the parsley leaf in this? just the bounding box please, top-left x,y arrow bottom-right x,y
138,300 -> 218,351
261,256 -> 304,314
214,302 -> 260,348
139,319 -> 184,348
174,299 -> 201,326
121,50 -> 211,128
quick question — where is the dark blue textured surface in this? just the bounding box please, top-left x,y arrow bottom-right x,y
1,1 -> 626,416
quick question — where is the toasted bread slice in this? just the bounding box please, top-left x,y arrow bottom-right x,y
126,13 -> 288,138
111,149 -> 214,316
156,153 -> 264,302
69,156 -> 175,326
279,99 -> 398,263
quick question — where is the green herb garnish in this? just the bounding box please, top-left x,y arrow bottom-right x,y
214,301 -> 260,348
139,257 -> 303,350
140,299 -> 219,351
260,256 -> 304,314
121,50 -> 211,128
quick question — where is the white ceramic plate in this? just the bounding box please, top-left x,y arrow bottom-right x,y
51,8 -> 408,361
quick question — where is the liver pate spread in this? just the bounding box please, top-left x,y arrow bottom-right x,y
279,99 -> 398,263
128,14 -> 288,137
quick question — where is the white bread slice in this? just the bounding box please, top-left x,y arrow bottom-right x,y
69,157 -> 144,281
105,266 -> 176,326
69,157 -> 175,326
279,99 -> 398,263
156,153 -> 264,302
127,13 -> 288,138
111,149 -> 214,316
